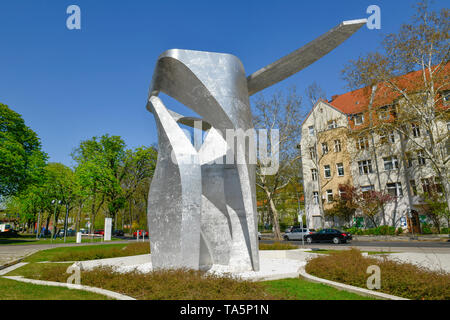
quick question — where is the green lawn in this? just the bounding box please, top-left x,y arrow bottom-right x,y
23,242 -> 149,262
262,278 -> 375,300
0,277 -> 110,300
0,234 -> 122,246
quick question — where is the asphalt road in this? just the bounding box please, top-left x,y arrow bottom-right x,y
260,239 -> 450,253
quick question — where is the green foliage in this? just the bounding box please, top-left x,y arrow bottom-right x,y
0,104 -> 47,197
306,248 -> 450,300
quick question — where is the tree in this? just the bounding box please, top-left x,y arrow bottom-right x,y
72,134 -> 126,232
324,184 -> 359,227
253,88 -> 304,240
342,1 -> 450,215
0,104 -> 47,197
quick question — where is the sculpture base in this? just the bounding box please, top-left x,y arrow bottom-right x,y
75,251 -> 310,282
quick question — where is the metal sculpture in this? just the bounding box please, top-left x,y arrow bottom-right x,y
147,19 -> 366,272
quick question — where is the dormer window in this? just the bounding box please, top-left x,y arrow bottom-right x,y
354,113 -> 364,126
378,106 -> 390,120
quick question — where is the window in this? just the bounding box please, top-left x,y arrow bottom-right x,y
410,180 -> 417,196
324,165 -> 331,178
387,182 -> 403,197
389,131 -> 395,143
308,126 -> 315,136
334,139 -> 341,152
417,150 -> 426,165
327,120 -> 337,129
322,142 -> 328,155
336,163 -> 344,176
443,91 -> 450,105
421,178 -> 433,194
326,190 -> 333,202
378,107 -> 390,120
356,136 -> 369,150
412,123 -> 421,137
311,169 -> 318,181
358,160 -> 373,174
338,188 -> 346,198
354,113 -> 364,126
405,152 -> 413,168
361,185 -> 375,196
313,192 -> 319,205
435,177 -> 443,193
309,147 -> 316,159
383,156 -> 399,170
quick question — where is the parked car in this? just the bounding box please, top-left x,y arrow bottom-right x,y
133,230 -> 149,238
304,229 -> 352,244
94,229 -> 105,235
258,232 -> 261,240
113,230 -> 124,237
57,229 -> 76,237
284,228 -> 313,241
79,228 -> 88,234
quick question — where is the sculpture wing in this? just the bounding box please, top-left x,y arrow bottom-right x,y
246,19 -> 367,96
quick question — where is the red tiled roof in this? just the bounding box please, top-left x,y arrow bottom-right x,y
328,63 -> 450,115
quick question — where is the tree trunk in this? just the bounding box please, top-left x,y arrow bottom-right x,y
265,189 -> 282,240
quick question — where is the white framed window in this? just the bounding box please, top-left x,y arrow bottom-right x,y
378,106 -> 390,120
358,160 -> 373,174
387,182 -> 403,197
308,126 -> 315,136
334,139 -> 341,152
313,191 -> 319,205
361,185 -> 375,196
354,113 -> 364,126
412,123 -> 421,137
336,163 -> 344,176
309,147 -> 316,159
326,190 -> 333,202
327,120 -> 337,129
356,136 -> 369,150
324,165 -> 331,178
417,150 -> 426,165
421,178 -> 433,194
383,156 -> 399,170
338,188 -> 346,198
322,142 -> 328,155
311,169 -> 318,181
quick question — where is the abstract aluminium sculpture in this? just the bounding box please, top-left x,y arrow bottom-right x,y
146,19 -> 367,272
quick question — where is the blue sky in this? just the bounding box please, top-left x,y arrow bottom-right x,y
0,0 -> 446,166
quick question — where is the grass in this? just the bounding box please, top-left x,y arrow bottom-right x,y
0,277 -> 109,300
0,234 -> 122,246
6,262 -> 373,300
305,248 -> 450,300
262,278 -> 374,300
259,242 -> 299,250
24,242 -> 150,262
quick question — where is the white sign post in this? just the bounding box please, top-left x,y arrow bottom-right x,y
104,218 -> 112,241
76,232 -> 82,243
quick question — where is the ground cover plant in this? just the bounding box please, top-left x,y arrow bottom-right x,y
24,242 -> 150,262
305,248 -> 450,300
6,262 -> 371,300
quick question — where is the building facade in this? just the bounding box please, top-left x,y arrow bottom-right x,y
301,70 -> 449,230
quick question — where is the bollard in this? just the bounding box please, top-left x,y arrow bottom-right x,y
76,232 -> 82,244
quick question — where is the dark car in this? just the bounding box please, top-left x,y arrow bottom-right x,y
113,230 -> 124,237
305,228 -> 352,244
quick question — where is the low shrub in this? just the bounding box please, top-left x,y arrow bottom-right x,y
305,248 -> 450,300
